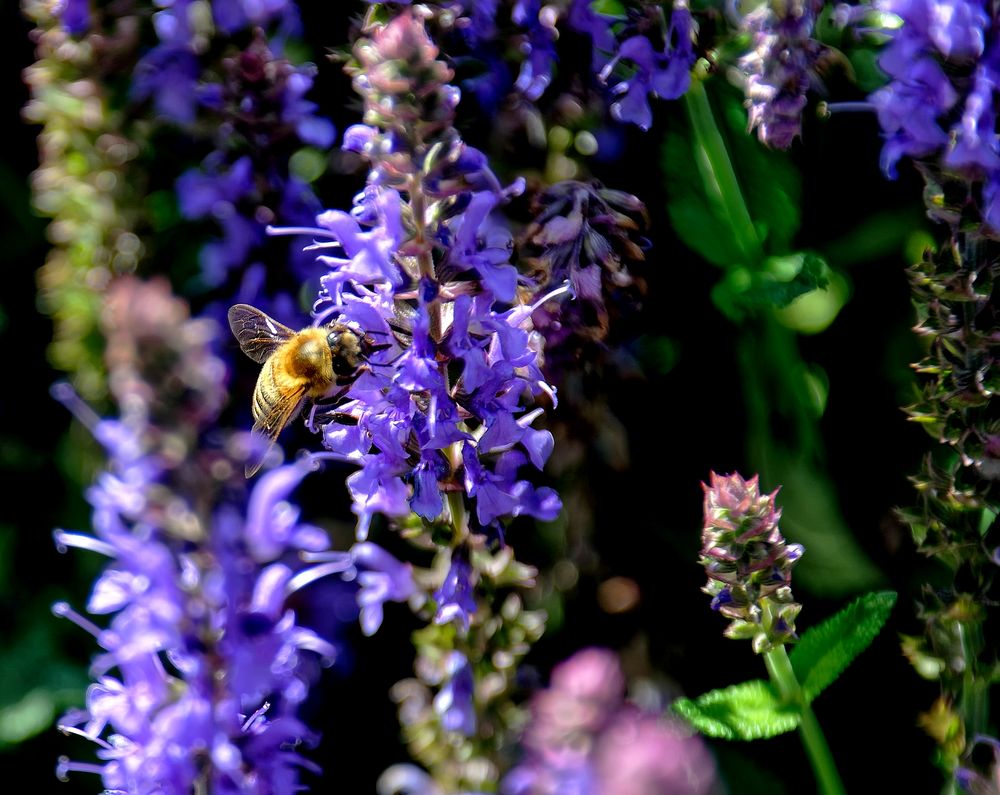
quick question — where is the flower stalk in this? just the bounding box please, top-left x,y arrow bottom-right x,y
702,471 -> 845,795
764,645 -> 846,795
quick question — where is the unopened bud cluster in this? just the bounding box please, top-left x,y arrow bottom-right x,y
700,471 -> 804,653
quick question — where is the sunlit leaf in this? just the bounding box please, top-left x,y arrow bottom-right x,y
790,591 -> 897,702
672,680 -> 801,740
662,84 -> 801,270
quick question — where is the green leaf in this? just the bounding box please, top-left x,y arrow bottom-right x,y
662,83 -> 802,269
672,680 -> 801,740
662,123 -> 744,268
0,690 -> 56,747
790,590 -> 898,702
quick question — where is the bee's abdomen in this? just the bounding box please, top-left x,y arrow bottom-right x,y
252,357 -> 295,424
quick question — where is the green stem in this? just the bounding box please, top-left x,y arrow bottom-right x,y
408,174 -> 442,342
765,645 -> 846,795
683,77 -> 763,266
958,618 -> 988,742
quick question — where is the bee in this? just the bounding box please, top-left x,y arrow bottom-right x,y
228,303 -> 390,477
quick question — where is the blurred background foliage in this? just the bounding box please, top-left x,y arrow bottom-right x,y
3,0 -> 950,790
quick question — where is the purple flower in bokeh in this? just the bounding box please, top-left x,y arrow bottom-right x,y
433,651 -> 476,735
53,278 -> 336,793
54,0 -> 90,34
503,648 -> 717,795
353,542 -> 421,636
511,0 -> 559,101
434,549 -> 477,632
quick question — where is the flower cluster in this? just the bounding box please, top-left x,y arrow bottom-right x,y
869,0 -> 1000,228
520,179 -> 648,354
362,0 -> 561,114
700,471 -> 804,653
289,10 -> 561,542
502,648 -> 718,795
170,28 -> 333,294
261,10 -> 560,790
738,0 -> 825,149
131,0 -> 301,125
574,0 -> 697,130
52,277 -> 336,793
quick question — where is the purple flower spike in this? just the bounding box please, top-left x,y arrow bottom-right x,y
740,0 -> 824,148
53,278 -> 336,793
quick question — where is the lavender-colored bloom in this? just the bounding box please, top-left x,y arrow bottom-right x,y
212,0 -> 300,36
871,54 -> 958,177
278,173 -> 558,541
132,43 -> 202,124
54,0 -> 90,34
596,3 -> 696,130
434,550 -> 477,632
303,542 -> 421,636
591,708 -> 719,795
957,735 -> 1000,794
177,155 -> 255,219
868,0 -> 1000,195
134,10 -> 332,295
739,0 -> 824,148
433,651 -> 476,735
354,542 -> 420,636
503,648 -> 717,795
944,63 -> 1000,175
54,278 -> 335,793
568,0 -> 617,60
511,0 -> 559,101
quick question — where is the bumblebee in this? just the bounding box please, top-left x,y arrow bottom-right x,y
228,303 -> 389,477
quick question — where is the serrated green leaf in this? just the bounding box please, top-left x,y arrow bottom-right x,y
672,680 -> 801,740
790,591 -> 897,702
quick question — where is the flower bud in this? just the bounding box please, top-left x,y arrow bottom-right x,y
700,471 -> 804,653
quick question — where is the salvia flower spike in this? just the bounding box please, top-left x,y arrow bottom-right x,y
700,471 -> 804,653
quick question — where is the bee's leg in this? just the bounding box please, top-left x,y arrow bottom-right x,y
305,402 -> 323,434
311,376 -> 360,409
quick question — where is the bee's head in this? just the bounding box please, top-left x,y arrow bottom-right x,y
327,323 -> 363,376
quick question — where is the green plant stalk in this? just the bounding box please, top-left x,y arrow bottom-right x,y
765,644 -> 846,795
683,77 -> 763,265
958,618 -> 989,743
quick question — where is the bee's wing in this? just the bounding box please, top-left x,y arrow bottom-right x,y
228,304 -> 297,364
389,300 -> 416,347
245,382 -> 307,478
